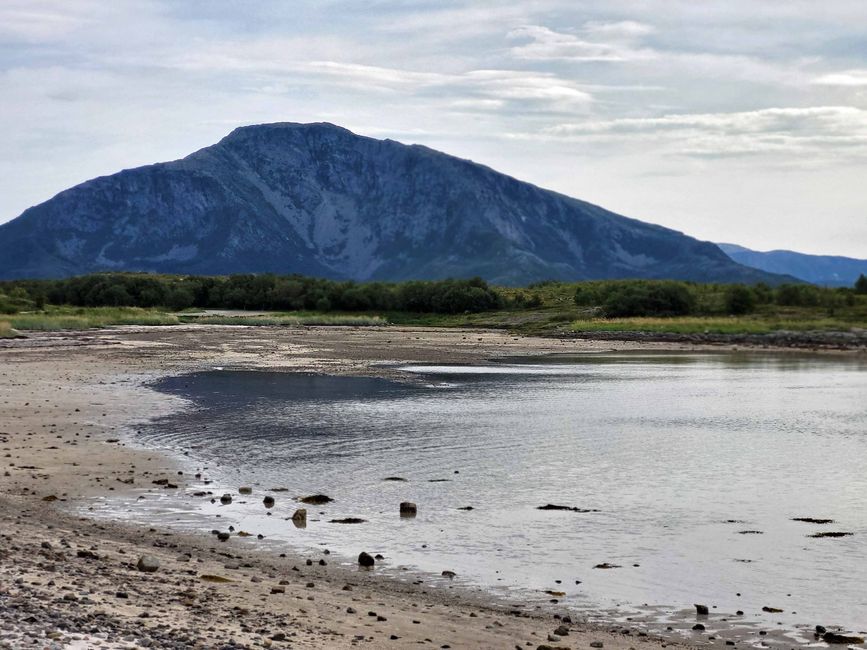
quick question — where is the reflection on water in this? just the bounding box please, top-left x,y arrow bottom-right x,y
99,353 -> 867,635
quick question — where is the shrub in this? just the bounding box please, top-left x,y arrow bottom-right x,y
775,284 -> 820,307
602,282 -> 695,317
724,285 -> 756,315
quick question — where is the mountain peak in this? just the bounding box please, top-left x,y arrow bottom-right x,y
0,123 -> 787,284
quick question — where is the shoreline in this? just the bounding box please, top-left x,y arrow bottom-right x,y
1,325 -> 857,648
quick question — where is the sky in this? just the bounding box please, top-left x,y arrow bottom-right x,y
2,0 -> 867,257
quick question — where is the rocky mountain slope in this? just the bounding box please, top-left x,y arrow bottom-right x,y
0,122 -> 786,284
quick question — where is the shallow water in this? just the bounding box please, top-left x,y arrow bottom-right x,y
96,352 -> 867,638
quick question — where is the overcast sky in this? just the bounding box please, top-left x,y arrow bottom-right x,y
2,1 -> 867,257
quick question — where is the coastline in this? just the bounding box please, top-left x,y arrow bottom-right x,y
1,325 -> 854,649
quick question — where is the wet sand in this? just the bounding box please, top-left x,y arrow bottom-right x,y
0,325 -> 847,649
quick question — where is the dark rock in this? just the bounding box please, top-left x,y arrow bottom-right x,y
219,493 -> 232,505
136,555 -> 160,572
695,604 -> 709,616
537,504 -> 599,513
400,501 -> 418,517
693,624 -> 705,631
823,632 -> 865,644
300,494 -> 332,505
329,518 -> 366,524
358,552 -> 375,567
263,496 -> 275,508
791,517 -> 834,524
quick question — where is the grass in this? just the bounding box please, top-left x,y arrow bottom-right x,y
7,307 -> 180,331
4,291 -> 865,339
568,316 -> 862,336
179,312 -> 387,327
0,321 -> 24,338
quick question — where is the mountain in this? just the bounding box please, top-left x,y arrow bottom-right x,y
0,122 -> 788,285
718,243 -> 867,287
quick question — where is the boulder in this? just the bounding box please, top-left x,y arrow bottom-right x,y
358,552 -> 375,567
136,555 -> 159,573
291,508 -> 307,528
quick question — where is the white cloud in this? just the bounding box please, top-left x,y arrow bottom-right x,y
813,69 -> 867,87
508,25 -> 656,62
582,20 -> 655,38
544,107 -> 867,158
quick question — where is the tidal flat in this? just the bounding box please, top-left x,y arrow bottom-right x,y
1,325 -> 864,648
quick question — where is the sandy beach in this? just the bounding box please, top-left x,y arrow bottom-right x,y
0,325 -> 846,649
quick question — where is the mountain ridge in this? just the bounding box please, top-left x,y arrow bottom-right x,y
718,243 -> 867,287
0,121 -> 790,285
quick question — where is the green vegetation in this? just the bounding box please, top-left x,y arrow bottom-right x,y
182,313 -> 386,327
575,281 -> 695,317
565,317 -> 858,336
3,307 -> 180,331
2,273 -> 501,314
0,321 -> 23,338
1,273 -> 865,337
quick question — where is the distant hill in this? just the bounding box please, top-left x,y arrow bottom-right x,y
0,121 -> 789,285
718,243 -> 867,287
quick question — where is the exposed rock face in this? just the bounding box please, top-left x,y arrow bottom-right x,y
0,122 -> 785,285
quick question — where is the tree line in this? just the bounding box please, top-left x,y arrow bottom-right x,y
2,272 -> 866,318
0,273 -> 503,314
572,276 -> 867,317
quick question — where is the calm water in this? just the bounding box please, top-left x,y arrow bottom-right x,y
101,353 -> 867,637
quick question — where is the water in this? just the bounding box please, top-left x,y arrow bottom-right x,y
97,352 -> 867,637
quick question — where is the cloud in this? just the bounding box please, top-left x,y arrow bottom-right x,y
508,24 -> 656,62
299,62 -> 594,110
0,1 -> 92,42
813,69 -> 867,86
582,20 -> 655,38
543,106 -> 867,158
